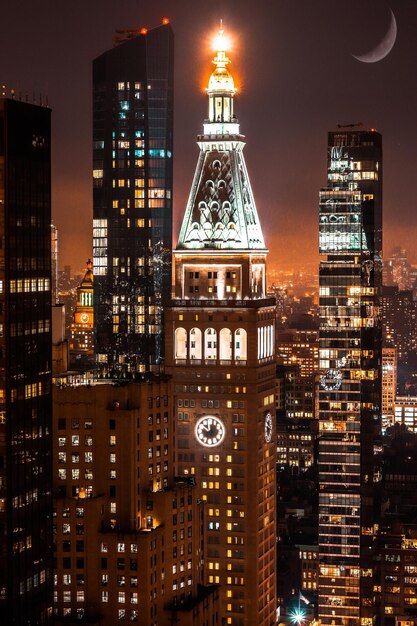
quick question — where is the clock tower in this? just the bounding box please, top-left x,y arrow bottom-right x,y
69,260 -> 94,366
165,25 -> 277,626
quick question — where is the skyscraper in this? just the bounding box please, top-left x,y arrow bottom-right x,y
0,98 -> 53,623
93,22 -> 174,375
53,379 -> 219,626
318,129 -> 383,625
165,27 -> 277,625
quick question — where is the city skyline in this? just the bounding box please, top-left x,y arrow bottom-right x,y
1,5 -> 417,625
1,1 -> 417,272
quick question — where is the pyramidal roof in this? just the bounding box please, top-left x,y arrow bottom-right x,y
176,25 -> 266,253
177,146 -> 266,251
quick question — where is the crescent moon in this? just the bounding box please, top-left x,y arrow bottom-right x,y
353,9 -> 397,63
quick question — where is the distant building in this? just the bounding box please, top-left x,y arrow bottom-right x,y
58,265 -> 72,293
277,365 -> 317,420
375,428 -> 417,625
374,523 -> 417,625
382,347 -> 397,430
0,98 -> 53,623
297,544 -> 319,593
51,223 -> 59,305
93,23 -> 174,375
52,303 -> 68,376
384,246 -> 412,291
276,326 -> 319,378
382,286 -> 417,364
276,417 -> 318,472
394,396 -> 417,432
69,260 -> 94,367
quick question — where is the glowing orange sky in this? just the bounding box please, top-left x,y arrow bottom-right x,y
1,0 -> 415,273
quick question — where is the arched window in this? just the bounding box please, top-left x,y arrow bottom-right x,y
175,327 -> 187,359
234,329 -> 247,361
189,328 -> 202,360
265,326 -> 270,356
269,325 -> 274,357
220,328 -> 232,360
204,328 -> 217,360
257,327 -> 261,360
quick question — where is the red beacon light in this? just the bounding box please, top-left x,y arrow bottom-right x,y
162,17 -> 170,25
140,27 -> 148,35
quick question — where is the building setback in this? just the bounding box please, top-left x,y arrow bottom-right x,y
93,23 -> 173,375
165,27 -> 277,625
0,98 -> 53,623
318,130 -> 383,625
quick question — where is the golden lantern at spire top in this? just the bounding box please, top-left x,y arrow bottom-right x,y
207,21 -> 236,95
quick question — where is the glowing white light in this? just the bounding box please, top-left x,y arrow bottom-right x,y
213,30 -> 231,52
289,609 -> 306,624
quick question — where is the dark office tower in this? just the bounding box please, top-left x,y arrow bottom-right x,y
382,285 -> 417,364
93,22 -> 174,375
0,99 -> 53,623
165,27 -> 277,626
318,130 -> 383,626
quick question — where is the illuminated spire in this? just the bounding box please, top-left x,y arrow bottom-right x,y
176,23 -> 266,253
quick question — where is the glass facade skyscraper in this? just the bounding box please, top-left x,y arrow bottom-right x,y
93,24 -> 174,374
318,130 -> 382,625
0,98 -> 53,624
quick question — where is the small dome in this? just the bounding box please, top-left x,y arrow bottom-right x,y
208,66 -> 235,93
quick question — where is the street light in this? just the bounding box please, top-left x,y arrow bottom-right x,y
289,608 -> 306,624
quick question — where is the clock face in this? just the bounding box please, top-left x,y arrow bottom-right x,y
320,368 -> 342,391
264,412 -> 273,443
195,416 -> 225,447
80,313 -> 90,324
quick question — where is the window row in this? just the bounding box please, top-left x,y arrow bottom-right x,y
175,327 -> 247,361
257,325 -> 274,359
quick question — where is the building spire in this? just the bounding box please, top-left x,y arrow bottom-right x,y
176,24 -> 266,253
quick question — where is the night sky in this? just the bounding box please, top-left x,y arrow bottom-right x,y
1,0 -> 416,272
